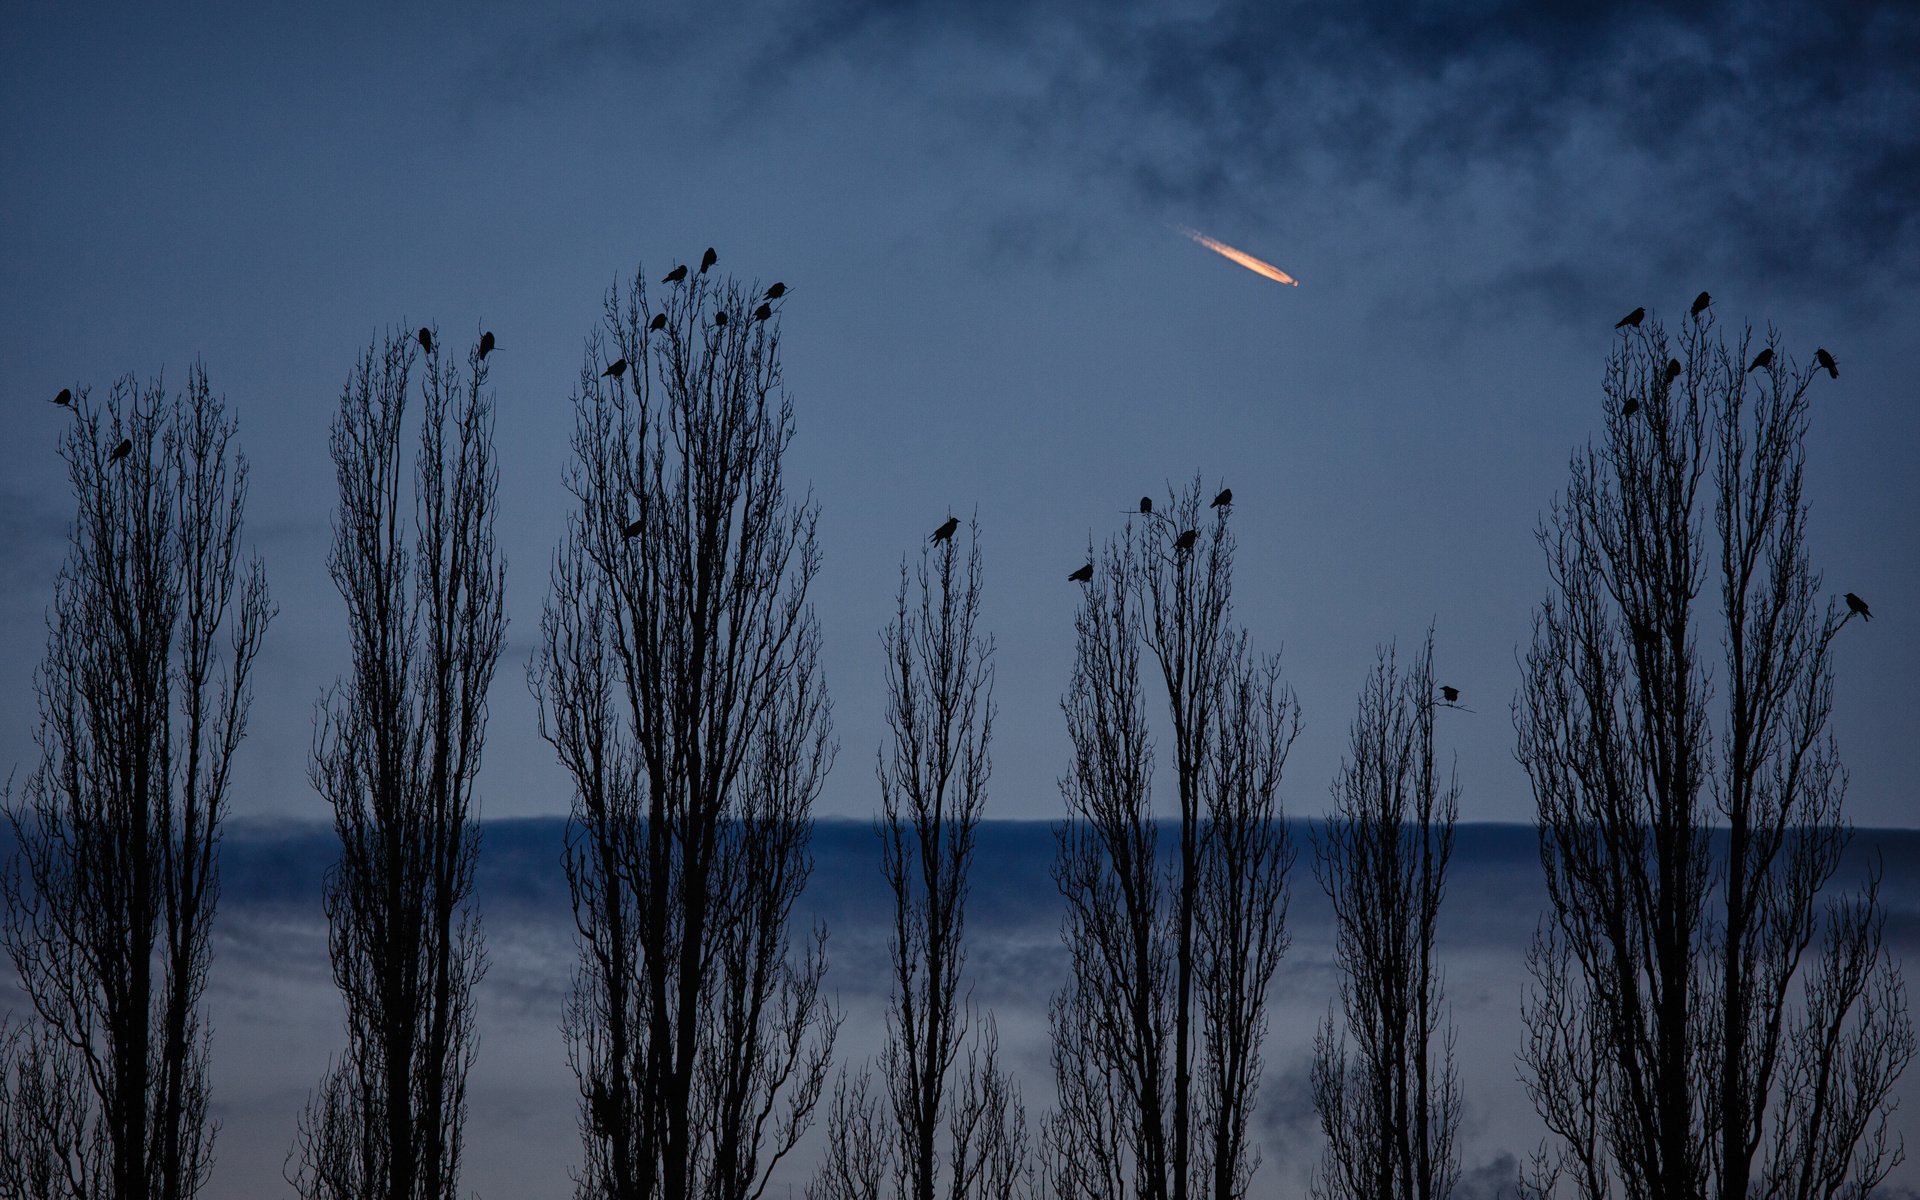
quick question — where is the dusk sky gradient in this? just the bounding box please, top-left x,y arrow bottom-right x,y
4,0 -> 1917,829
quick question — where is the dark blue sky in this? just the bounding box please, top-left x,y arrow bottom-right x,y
3,0 -> 1916,825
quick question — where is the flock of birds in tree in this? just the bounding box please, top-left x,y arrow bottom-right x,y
36,273 -> 1881,684
595,250 -> 787,384
1612,293 -> 1870,627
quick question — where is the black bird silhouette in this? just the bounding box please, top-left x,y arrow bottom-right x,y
1747,348 -> 1773,374
108,438 -> 132,465
1817,348 -> 1838,379
603,358 -> 627,379
1069,562 -> 1094,582
52,388 -> 72,408
930,517 -> 959,543
1691,291 -> 1712,318
418,327 -> 433,353
699,247 -> 717,274
663,265 -> 688,284
753,303 -> 772,322
765,282 -> 786,300
622,518 -> 644,540
1140,497 -> 1153,514
1173,529 -> 1197,552
650,313 -> 668,332
1440,686 -> 1459,703
1210,488 -> 1233,508
479,331 -> 496,359
1664,358 -> 1681,384
1622,397 -> 1641,418
1845,592 -> 1872,622
1615,307 -> 1645,329
713,310 -> 727,327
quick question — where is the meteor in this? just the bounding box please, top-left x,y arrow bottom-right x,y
1175,225 -> 1297,286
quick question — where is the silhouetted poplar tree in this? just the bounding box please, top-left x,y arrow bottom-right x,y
288,327 -> 504,1200
1310,634 -> 1460,1200
531,267 -> 836,1200
1043,482 -> 1296,1200
2,369 -> 273,1200
1516,311 -> 1912,1200
807,521 -> 1030,1200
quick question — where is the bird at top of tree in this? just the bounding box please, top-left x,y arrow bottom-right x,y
603,358 -> 626,379
1139,496 -> 1152,514
664,265 -> 687,284
1748,348 -> 1773,373
765,282 -> 786,300
1173,529 -> 1197,552
52,388 -> 72,408
699,247 -> 717,274
754,303 -> 772,322
1069,562 -> 1093,582
1441,686 -> 1459,703
930,516 -> 959,544
1211,487 -> 1233,508
1691,291 -> 1712,318
109,438 -> 133,464
418,327 -> 433,353
1615,307 -> 1645,329
650,313 -> 667,332
1845,592 -> 1872,622
1817,348 -> 1838,379
479,331 -> 496,359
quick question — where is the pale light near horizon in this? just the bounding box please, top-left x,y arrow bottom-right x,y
1175,225 -> 1298,286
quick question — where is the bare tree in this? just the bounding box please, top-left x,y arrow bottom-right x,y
1310,633 -> 1461,1200
1516,310 -> 1912,1200
287,326 -> 504,1200
1043,481 -> 1296,1200
530,267 -> 836,1200
808,521 -> 1030,1200
1,368 -> 273,1200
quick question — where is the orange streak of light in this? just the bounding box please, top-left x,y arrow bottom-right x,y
1175,225 -> 1298,286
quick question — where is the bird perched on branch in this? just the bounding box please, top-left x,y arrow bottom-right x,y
765,282 -> 786,300
603,358 -> 626,379
930,517 -> 959,543
1691,291 -> 1712,318
1615,307 -> 1645,329
699,247 -> 717,274
650,313 -> 667,332
52,388 -> 72,408
480,331 -> 496,359
754,303 -> 772,322
623,518 -> 644,540
1664,358 -> 1681,384
1748,348 -> 1773,374
1441,686 -> 1459,703
1174,529 -> 1197,552
1211,488 -> 1233,508
1069,562 -> 1093,582
1845,592 -> 1872,622
713,310 -> 727,327
109,438 -> 132,465
418,327 -> 433,353
1140,497 -> 1153,514
1817,348 -> 1838,379
663,265 -> 687,284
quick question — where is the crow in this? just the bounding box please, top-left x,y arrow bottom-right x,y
1441,686 -> 1459,703
1748,348 -> 1773,374
1664,358 -> 1681,384
1140,497 -> 1152,514
1845,592 -> 1872,622
109,438 -> 133,464
1211,488 -> 1232,508
930,517 -> 959,543
418,327 -> 433,353
623,518 -> 644,540
754,303 -> 772,322
1174,529 -> 1197,552
1817,348 -> 1838,379
1069,562 -> 1094,582
714,310 -> 727,327
52,388 -> 72,408
480,331 -> 496,359
1616,307 -> 1645,329
765,282 -> 786,300
1691,291 -> 1712,318
650,313 -> 668,332
699,247 -> 717,274
664,265 -> 688,284
1623,397 -> 1641,418
603,358 -> 627,379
